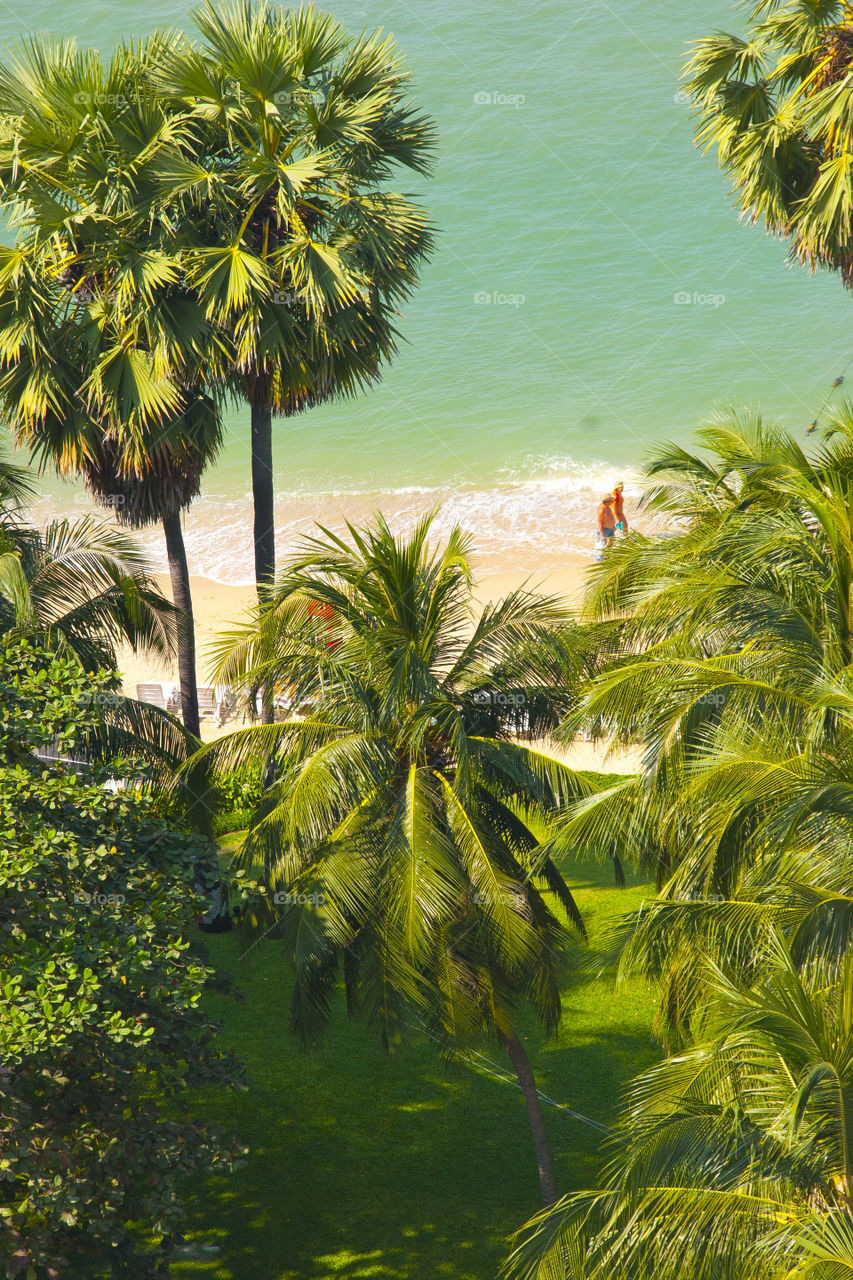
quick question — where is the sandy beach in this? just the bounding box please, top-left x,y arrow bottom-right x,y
117,560 -> 642,772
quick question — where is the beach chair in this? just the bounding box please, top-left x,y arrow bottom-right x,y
197,685 -> 234,727
254,687 -> 295,721
136,682 -> 181,715
136,682 -> 167,709
197,685 -> 217,721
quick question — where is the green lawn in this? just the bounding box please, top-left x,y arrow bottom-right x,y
173,844 -> 659,1280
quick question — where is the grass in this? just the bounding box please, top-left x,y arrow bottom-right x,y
171,833 -> 659,1280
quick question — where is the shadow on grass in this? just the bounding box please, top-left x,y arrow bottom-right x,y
176,1036 -> 655,1280
173,892 -> 659,1280
173,817 -> 658,1279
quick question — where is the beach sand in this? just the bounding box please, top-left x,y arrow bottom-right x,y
117,559 -> 642,773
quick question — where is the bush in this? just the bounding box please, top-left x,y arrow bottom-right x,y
212,763 -> 264,816
207,763 -> 266,837
0,637 -> 244,1277
211,808 -> 255,837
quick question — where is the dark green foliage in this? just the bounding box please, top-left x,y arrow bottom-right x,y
209,763 -> 265,835
163,846 -> 657,1280
0,636 -> 244,1278
506,411 -> 853,1276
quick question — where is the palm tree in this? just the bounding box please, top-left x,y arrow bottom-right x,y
0,447 -> 198,779
188,513 -> 595,1205
504,937 -> 853,1280
502,413 -> 853,1275
543,409 -> 853,1045
0,513 -> 178,674
155,0 -> 435,600
0,39 -> 226,737
684,1 -> 853,288
0,441 -> 177,670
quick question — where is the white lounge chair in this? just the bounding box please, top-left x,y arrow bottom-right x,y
197,686 -> 217,720
136,682 -> 181,715
136,682 -> 167,709
198,685 -> 234,727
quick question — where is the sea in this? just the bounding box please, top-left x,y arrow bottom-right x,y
12,0 -> 853,582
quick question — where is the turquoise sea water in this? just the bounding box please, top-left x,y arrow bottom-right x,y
12,0 -> 853,578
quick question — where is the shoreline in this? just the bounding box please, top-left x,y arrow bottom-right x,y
31,476 -> 644,586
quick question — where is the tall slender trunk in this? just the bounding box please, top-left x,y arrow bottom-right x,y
251,399 -> 275,725
502,1031 -> 558,1207
251,399 -> 275,595
162,511 -> 200,739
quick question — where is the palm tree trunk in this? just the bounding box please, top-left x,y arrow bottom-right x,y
162,511 -> 200,739
250,399 -> 275,725
502,1032 -> 558,1207
251,400 -> 275,595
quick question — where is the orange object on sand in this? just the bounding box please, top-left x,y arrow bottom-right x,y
308,598 -> 340,650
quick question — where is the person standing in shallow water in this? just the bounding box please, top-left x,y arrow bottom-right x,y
612,481 -> 628,532
597,493 -> 616,545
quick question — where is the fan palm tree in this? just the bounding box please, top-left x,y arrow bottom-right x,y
154,0 -> 435,603
186,513 -> 595,1205
684,0 -> 853,288
0,38 -> 227,736
504,937 -> 853,1280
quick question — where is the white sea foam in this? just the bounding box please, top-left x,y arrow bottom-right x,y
32,458 -> 647,585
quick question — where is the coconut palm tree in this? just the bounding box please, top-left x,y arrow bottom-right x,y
0,446 -> 198,778
684,1 -> 853,288
540,409 -> 853,1046
504,937 -> 853,1280
502,412 -> 853,1275
186,513 -> 595,1205
0,441 -> 177,670
0,513 -> 179,674
154,0 -> 435,601
0,39 -> 226,737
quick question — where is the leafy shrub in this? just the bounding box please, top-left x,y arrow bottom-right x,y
0,637 -> 245,1277
212,763 -> 264,816
211,808 -> 255,837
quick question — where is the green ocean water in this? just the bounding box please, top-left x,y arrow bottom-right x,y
11,0 -> 853,576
